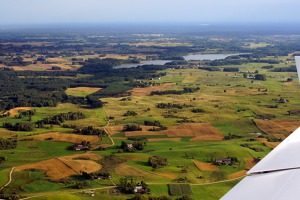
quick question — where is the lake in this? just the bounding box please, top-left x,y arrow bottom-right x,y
183,53 -> 241,61
114,53 -> 244,69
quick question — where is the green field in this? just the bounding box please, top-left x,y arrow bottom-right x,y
0,54 -> 299,200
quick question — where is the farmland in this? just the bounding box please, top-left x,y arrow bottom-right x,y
0,27 -> 300,200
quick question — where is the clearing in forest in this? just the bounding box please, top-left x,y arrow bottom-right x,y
65,87 -> 102,97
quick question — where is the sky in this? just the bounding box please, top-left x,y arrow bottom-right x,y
0,0 -> 299,25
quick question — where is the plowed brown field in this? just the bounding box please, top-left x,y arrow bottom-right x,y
254,119 -> 300,138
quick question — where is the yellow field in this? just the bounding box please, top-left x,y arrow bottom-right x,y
228,170 -> 247,179
65,87 -> 102,97
23,132 -> 100,144
4,107 -> 31,117
15,153 -> 102,180
192,160 -> 218,171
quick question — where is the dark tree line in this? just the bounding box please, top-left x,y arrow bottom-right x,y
151,87 -> 199,96
3,122 -> 34,131
36,112 -> 85,126
0,136 -> 18,149
73,126 -> 106,136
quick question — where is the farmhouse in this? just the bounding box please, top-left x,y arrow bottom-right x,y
134,183 -> 150,194
74,144 -> 89,151
127,143 -> 134,152
215,158 -> 232,165
94,173 -> 112,180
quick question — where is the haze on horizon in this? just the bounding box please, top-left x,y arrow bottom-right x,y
0,0 -> 299,26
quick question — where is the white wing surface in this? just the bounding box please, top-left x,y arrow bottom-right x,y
221,128 -> 300,200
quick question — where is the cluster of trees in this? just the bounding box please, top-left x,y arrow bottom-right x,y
36,112 -> 85,126
17,110 -> 35,118
156,103 -> 192,109
119,177 -> 138,194
123,124 -> 142,131
191,108 -> 205,113
81,171 -> 111,180
73,126 -> 106,136
223,67 -> 239,72
86,95 -> 103,108
148,156 -> 168,168
124,111 -> 138,116
198,67 -> 221,71
255,74 -> 267,81
120,140 -> 146,152
144,120 -> 161,126
3,122 -> 34,131
223,133 -> 244,140
0,156 -> 7,164
150,87 -> 199,96
272,66 -> 297,72
0,137 -> 18,149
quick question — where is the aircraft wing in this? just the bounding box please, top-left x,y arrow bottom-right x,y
221,128 -> 300,200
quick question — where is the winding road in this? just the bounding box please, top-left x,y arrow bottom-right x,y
0,167 -> 15,191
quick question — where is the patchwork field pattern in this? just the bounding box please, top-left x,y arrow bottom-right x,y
124,123 -> 223,141
254,119 -> 300,138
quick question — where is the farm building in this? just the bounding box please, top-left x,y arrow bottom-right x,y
215,158 -> 232,165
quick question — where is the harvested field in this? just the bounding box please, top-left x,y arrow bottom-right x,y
192,160 -> 218,171
245,158 -> 259,170
115,163 -> 155,178
147,138 -> 182,142
256,138 -> 280,149
254,119 -> 300,137
125,123 -> 223,140
105,126 -> 124,135
4,107 -> 31,117
228,170 -> 247,179
156,172 -> 178,179
23,132 -> 100,144
129,83 -> 175,96
15,153 -> 102,180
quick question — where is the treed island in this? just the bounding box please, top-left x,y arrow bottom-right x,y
0,26 -> 300,200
